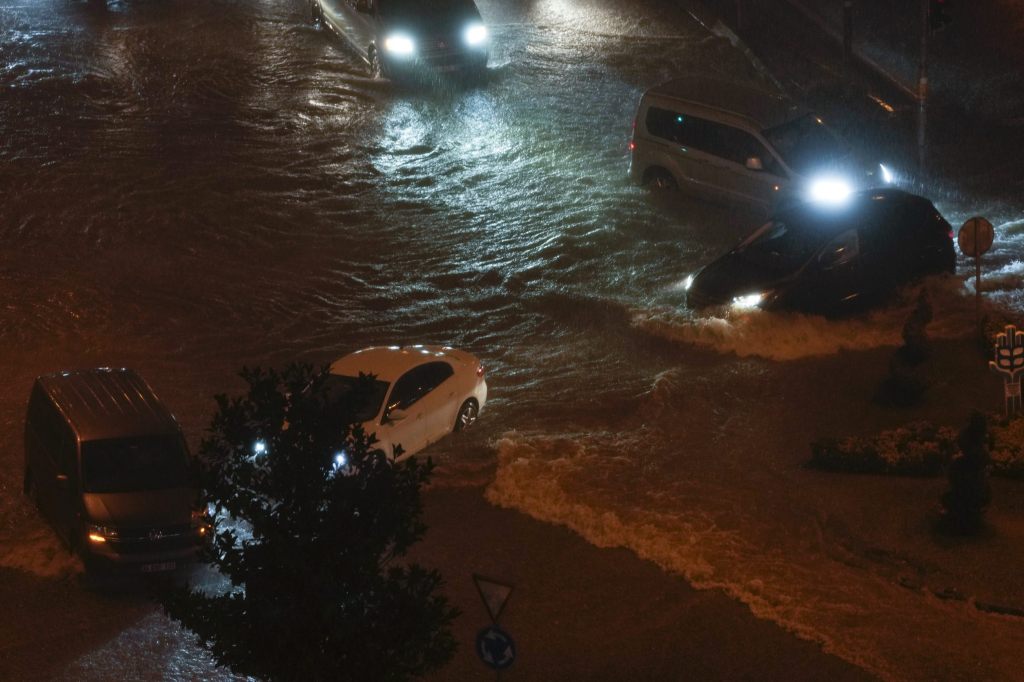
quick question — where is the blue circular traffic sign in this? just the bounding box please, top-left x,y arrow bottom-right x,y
476,625 -> 516,671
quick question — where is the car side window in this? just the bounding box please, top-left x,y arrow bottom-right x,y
716,127 -> 781,175
646,107 -> 780,174
388,362 -> 454,411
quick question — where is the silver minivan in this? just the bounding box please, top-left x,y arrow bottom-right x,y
629,76 -> 892,212
23,368 -> 207,573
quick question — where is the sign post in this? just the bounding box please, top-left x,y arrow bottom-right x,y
473,574 -> 516,679
989,325 -> 1024,417
957,217 -> 994,329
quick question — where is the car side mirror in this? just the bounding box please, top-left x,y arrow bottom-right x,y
745,156 -> 763,171
386,408 -> 408,423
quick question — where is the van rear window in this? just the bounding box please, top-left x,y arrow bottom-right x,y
82,436 -> 189,493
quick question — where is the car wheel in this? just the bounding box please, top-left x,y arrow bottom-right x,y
368,47 -> 383,79
646,169 -> 677,192
454,399 -> 478,432
310,0 -> 322,24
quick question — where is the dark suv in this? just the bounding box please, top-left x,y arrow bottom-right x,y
686,189 -> 956,315
23,368 -> 207,573
312,0 -> 489,80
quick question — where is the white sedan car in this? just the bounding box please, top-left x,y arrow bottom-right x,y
327,345 -> 487,461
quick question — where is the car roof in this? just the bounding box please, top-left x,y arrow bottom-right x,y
329,345 -> 476,383
36,368 -> 182,442
644,76 -> 803,131
779,188 -> 933,235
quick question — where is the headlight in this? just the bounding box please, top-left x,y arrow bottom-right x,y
731,292 -> 764,310
384,34 -> 415,55
87,524 -> 119,543
683,274 -> 694,291
879,163 -> 894,184
808,177 -> 852,204
464,23 -> 487,46
191,509 -> 213,537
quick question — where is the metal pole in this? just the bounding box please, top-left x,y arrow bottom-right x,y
975,256 -> 982,325
843,0 -> 853,82
917,0 -> 929,174
974,222 -> 982,329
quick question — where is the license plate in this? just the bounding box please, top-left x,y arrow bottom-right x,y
141,561 -> 176,573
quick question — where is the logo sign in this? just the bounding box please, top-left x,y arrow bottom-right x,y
473,574 -> 514,624
990,325 -> 1024,379
476,625 -> 516,671
958,217 -> 994,258
990,324 -> 1024,417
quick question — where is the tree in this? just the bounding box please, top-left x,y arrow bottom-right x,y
160,364 -> 458,681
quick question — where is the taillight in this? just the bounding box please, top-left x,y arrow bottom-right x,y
947,228 -> 954,239
476,364 -> 485,378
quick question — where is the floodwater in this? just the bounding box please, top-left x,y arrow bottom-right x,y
3,0 -> 1024,679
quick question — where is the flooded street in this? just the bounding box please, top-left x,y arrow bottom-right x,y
3,0 -> 1024,678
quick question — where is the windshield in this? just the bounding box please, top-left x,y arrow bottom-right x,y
762,115 -> 849,175
323,375 -> 390,423
82,435 -> 189,494
379,0 -> 478,21
735,218 -> 828,270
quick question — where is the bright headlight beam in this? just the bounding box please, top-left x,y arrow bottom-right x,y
384,34 -> 415,55
465,23 -> 487,46
809,177 -> 852,204
879,163 -> 894,184
731,293 -> 764,309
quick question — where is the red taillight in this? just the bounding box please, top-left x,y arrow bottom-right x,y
628,140 -> 636,151
948,229 -> 955,239
476,364 -> 485,378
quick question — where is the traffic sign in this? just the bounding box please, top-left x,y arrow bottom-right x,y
958,217 -> 994,257
473,574 -> 514,624
476,625 -> 516,671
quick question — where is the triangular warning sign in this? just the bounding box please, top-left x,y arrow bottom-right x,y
473,574 -> 514,623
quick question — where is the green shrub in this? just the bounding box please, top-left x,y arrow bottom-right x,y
809,422 -> 958,476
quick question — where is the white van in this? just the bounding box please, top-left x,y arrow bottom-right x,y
629,77 -> 892,212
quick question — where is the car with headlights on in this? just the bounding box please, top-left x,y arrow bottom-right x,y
311,0 -> 489,80
685,189 -> 955,315
326,345 -> 487,461
629,76 -> 895,213
23,368 -> 208,573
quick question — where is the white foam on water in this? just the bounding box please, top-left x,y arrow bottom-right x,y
0,527 -> 82,578
486,430 -> 1024,681
633,278 -> 978,360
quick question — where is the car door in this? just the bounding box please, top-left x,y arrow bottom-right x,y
802,228 -> 863,311
379,364 -> 436,458
643,107 -> 729,201
25,392 -> 60,525
414,362 -> 457,448
710,124 -> 789,212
